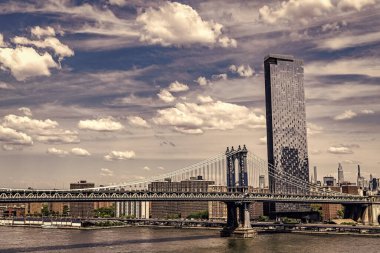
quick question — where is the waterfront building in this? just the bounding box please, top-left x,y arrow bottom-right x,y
69,180 -> 95,218
264,54 -> 310,215
149,176 -> 214,219
264,54 -> 309,195
338,163 -> 344,185
115,201 -> 150,218
208,185 -> 227,221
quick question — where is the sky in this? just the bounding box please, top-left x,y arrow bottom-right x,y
0,0 -> 379,189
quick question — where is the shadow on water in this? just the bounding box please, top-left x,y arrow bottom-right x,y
0,234 -> 220,253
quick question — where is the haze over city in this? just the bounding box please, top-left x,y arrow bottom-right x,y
0,0 -> 379,189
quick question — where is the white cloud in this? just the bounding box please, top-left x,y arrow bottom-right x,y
0,82 -> 12,89
259,136 -> 267,145
327,146 -> 354,154
0,125 -> 33,145
321,21 -> 347,32
212,73 -> 227,80
337,0 -> 376,11
317,31 -> 380,50
71,147 -> 91,157
157,89 -> 175,103
18,107 -> 32,117
306,58 -> 380,77
334,110 -> 357,120
3,114 -> 58,130
0,46 -> 59,81
108,0 -> 127,7
127,116 -> 150,128
31,26 -> 56,38
361,109 -> 374,114
195,76 -> 210,86
78,117 -> 124,131
13,36 -> 74,59
143,166 -> 151,171
46,147 -> 69,157
197,95 -> 213,103
157,166 -> 165,170
229,64 -> 254,77
153,101 -> 265,134
100,168 -> 114,176
168,81 -> 189,92
259,0 -> 334,25
104,150 -> 136,161
307,122 -> 323,135
341,159 -> 361,164
34,129 -> 80,144
136,1 -> 236,48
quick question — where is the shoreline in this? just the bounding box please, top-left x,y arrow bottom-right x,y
2,223 -> 380,237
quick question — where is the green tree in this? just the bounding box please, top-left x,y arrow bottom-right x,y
41,204 -> 50,216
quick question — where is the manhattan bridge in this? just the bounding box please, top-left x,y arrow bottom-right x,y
1,145 -> 379,237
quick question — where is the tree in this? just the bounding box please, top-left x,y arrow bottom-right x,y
41,204 -> 50,216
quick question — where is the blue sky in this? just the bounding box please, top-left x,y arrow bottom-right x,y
0,0 -> 379,188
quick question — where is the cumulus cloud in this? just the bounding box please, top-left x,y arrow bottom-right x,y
136,1 -> 236,48
259,136 -> 267,145
307,123 -> 323,135
0,125 -> 33,145
229,64 -> 254,77
0,82 -> 12,89
195,76 -> 210,86
327,146 -> 354,154
46,147 -> 69,157
127,116 -> 150,128
321,21 -> 347,32
2,113 -> 79,144
3,114 -> 58,130
337,0 -> 376,11
31,26 -> 56,38
13,36 -> 74,59
71,147 -> 91,157
143,166 -> 151,171
104,150 -> 136,161
259,0 -> 334,25
0,27 -> 73,81
157,89 -> 175,103
153,101 -> 265,134
334,110 -> 357,120
168,81 -> 189,92
212,73 -> 227,80
197,95 -> 213,103
100,168 -> 114,176
78,117 -> 124,131
18,107 -> 32,117
0,46 -> 58,81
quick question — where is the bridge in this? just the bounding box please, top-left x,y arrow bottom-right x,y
1,146 -> 379,237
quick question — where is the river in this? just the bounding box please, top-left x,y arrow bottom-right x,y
0,226 -> 379,253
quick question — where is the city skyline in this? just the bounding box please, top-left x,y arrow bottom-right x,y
0,0 -> 379,189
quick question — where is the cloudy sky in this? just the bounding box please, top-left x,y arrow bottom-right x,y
0,0 -> 379,189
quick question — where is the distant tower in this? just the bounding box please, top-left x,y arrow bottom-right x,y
338,163 -> 344,185
259,175 -> 265,189
313,166 -> 318,184
264,54 -> 309,194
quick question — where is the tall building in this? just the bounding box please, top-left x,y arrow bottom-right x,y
259,175 -> 265,189
338,163 -> 344,185
115,201 -> 150,219
70,180 -> 95,218
357,165 -> 365,189
313,166 -> 318,184
264,54 -> 309,195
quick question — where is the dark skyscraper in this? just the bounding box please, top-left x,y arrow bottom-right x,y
264,54 -> 309,195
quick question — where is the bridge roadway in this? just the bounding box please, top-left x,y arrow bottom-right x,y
0,189 -> 377,204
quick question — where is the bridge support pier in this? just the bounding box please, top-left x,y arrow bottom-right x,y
220,202 -> 257,238
362,203 -> 380,226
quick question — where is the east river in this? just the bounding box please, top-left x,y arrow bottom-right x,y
1,226 -> 379,253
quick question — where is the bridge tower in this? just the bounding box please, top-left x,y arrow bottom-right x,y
221,145 -> 256,238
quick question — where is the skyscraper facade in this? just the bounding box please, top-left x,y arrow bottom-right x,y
264,54 -> 309,195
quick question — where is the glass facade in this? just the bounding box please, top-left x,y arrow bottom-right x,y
264,54 -> 309,195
